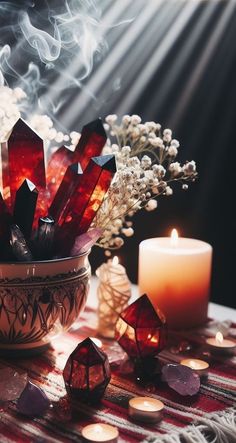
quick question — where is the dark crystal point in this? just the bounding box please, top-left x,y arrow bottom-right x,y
13,179 -> 38,239
10,225 -> 33,262
17,381 -> 50,416
63,337 -> 111,403
7,118 -> 46,208
49,163 -> 83,222
115,294 -> 167,360
57,155 -> 116,256
35,216 -> 55,260
46,118 -> 106,203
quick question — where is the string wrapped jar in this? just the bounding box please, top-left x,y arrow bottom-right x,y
96,257 -> 131,338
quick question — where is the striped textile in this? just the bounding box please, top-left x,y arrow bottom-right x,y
0,306 -> 235,443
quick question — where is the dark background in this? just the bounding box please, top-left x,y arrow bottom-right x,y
0,0 -> 235,308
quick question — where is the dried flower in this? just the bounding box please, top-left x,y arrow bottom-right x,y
93,114 -> 197,250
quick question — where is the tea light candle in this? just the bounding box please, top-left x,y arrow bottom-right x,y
81,423 -> 118,443
180,358 -> 209,377
206,332 -> 236,353
128,396 -> 164,423
139,229 -> 212,329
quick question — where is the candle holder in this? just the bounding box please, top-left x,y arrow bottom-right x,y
115,294 -> 167,383
96,257 -> 131,338
63,337 -> 111,403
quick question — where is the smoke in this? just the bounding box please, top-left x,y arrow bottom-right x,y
0,0 -> 131,126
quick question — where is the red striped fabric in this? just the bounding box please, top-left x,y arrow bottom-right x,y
0,308 -> 235,443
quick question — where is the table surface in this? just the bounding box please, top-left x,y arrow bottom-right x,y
0,276 -> 235,443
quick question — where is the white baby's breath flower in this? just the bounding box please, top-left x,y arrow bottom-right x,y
183,160 -> 196,175
169,162 -> 182,177
146,199 -> 158,211
131,114 -> 141,125
165,186 -> 173,196
168,145 -> 178,157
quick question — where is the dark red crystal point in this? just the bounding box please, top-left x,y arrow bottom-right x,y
57,154 -> 116,256
13,179 -> 38,239
63,337 -> 110,403
49,163 -> 83,222
46,118 -> 106,203
7,119 -> 46,208
73,118 -> 107,170
115,294 -> 167,359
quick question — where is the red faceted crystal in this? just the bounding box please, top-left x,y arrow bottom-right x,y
46,118 -> 106,202
57,155 -> 116,256
7,118 -> 46,209
0,141 -> 10,206
63,337 -> 111,403
0,192 -> 12,260
116,294 -> 167,359
49,163 -> 83,222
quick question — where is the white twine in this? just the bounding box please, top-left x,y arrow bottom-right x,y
142,408 -> 236,443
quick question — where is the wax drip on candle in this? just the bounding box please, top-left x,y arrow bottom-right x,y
96,256 -> 131,339
170,228 -> 178,247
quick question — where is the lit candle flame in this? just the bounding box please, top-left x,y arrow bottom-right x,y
216,331 -> 224,343
170,228 -> 178,247
112,256 -> 119,265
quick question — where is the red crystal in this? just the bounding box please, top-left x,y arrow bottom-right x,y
13,179 -> 38,239
115,294 -> 167,359
63,337 -> 110,403
57,155 -> 116,256
0,141 -> 10,206
46,118 -> 106,202
49,163 -> 83,222
7,118 -> 46,209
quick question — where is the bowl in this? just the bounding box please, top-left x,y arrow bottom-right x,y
0,251 -> 90,356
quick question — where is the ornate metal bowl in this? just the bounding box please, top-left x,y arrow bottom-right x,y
0,251 -> 90,356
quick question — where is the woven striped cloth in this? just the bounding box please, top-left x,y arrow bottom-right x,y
0,305 -> 235,443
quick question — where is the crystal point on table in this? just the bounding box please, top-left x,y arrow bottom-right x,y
17,381 -> 50,416
7,118 -> 46,208
13,179 -> 38,239
56,154 -> 116,256
49,162 -> 83,222
162,364 -> 200,396
10,224 -> 33,261
46,118 -> 106,203
115,294 -> 167,360
0,367 -> 28,402
63,337 -> 111,403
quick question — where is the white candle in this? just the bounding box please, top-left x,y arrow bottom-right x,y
81,423 -> 118,443
206,332 -> 236,353
128,396 -> 164,423
180,358 -> 209,377
139,230 -> 212,329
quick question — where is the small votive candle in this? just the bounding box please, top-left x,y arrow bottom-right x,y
180,358 -> 209,377
129,396 -> 164,423
206,332 -> 236,354
81,423 -> 118,443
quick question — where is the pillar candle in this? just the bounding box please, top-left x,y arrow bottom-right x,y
138,230 -> 212,329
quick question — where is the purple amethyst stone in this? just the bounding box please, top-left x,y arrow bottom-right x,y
162,363 -> 200,396
17,381 -> 50,416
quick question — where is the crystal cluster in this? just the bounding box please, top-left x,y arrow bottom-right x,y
0,117 -> 115,261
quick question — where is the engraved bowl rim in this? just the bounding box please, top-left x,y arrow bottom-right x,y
0,249 -> 90,266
